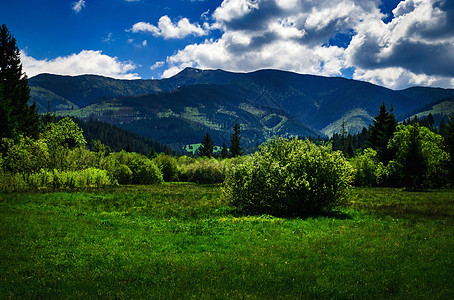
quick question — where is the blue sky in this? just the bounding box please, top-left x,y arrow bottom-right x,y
1,0 -> 453,89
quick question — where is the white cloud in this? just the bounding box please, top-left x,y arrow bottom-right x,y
72,0 -> 85,13
156,0 -> 454,89
213,0 -> 259,24
150,61 -> 165,70
142,40 -> 148,47
161,0 -> 375,79
345,0 -> 454,88
352,67 -> 454,90
163,34 -> 346,78
102,33 -> 114,43
21,50 -> 140,79
130,15 -> 207,39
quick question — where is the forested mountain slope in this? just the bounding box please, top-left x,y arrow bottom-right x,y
29,68 -> 454,149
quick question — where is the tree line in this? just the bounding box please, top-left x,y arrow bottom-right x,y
197,121 -> 243,158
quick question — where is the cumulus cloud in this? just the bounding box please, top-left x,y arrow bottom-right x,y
352,66 -> 454,90
21,50 -> 140,79
162,0 -> 379,78
346,0 -> 454,81
157,0 -> 454,89
130,15 -> 207,39
72,0 -> 86,13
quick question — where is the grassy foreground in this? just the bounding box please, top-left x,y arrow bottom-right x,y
0,185 -> 453,298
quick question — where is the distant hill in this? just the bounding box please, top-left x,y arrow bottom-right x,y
69,117 -> 171,155
29,68 -> 454,150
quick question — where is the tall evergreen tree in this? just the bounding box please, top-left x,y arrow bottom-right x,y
0,24 -> 40,140
198,132 -> 214,157
367,102 -> 397,164
220,141 -> 228,159
442,114 -> 454,184
229,121 -> 243,157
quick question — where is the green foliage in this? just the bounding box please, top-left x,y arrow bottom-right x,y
41,117 -> 87,150
0,24 -> 40,141
368,103 -> 397,164
92,139 -> 111,157
109,151 -> 163,184
229,121 -> 242,157
0,168 -> 112,191
108,163 -> 133,184
349,148 -> 381,187
441,114 -> 454,183
41,117 -> 87,169
198,132 -> 214,157
220,141 -> 228,159
153,154 -> 179,182
2,136 -> 49,173
223,138 -> 353,216
65,146 -> 98,171
72,118 -> 171,154
388,123 -> 449,188
178,157 -> 225,184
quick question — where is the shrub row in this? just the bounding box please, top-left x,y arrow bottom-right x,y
0,168 -> 112,191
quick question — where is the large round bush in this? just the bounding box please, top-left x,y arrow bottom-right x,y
223,138 -> 353,216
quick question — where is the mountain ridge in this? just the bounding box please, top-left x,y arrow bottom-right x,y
29,68 -> 454,151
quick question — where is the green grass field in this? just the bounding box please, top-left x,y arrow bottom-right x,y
1,185 -> 453,298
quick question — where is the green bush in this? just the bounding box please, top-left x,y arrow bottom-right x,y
65,147 -> 98,171
2,136 -> 49,173
108,163 -> 133,185
349,148 -> 380,187
178,157 -> 225,184
109,151 -> 163,184
223,138 -> 353,216
153,154 -> 179,182
0,171 -> 27,191
133,159 -> 163,184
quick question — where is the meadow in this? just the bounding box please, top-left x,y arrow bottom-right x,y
0,185 -> 453,298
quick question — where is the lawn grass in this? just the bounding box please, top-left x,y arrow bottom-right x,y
0,185 -> 453,298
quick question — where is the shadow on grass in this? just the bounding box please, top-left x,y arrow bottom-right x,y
229,208 -> 353,220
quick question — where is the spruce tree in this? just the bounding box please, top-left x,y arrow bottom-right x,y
0,24 -> 40,140
229,121 -> 243,157
198,132 -> 214,157
367,102 -> 397,164
442,114 -> 454,183
220,141 -> 228,159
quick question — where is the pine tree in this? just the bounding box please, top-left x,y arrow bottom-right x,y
340,119 -> 347,155
229,121 -> 243,157
0,24 -> 40,140
367,102 -> 397,164
220,141 -> 228,159
148,147 -> 157,159
198,132 -> 214,157
442,114 -> 454,183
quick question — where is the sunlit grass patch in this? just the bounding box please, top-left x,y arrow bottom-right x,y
0,185 -> 453,298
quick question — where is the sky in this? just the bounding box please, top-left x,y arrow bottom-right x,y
1,0 -> 453,90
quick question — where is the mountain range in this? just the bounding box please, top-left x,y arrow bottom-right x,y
29,68 -> 454,151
